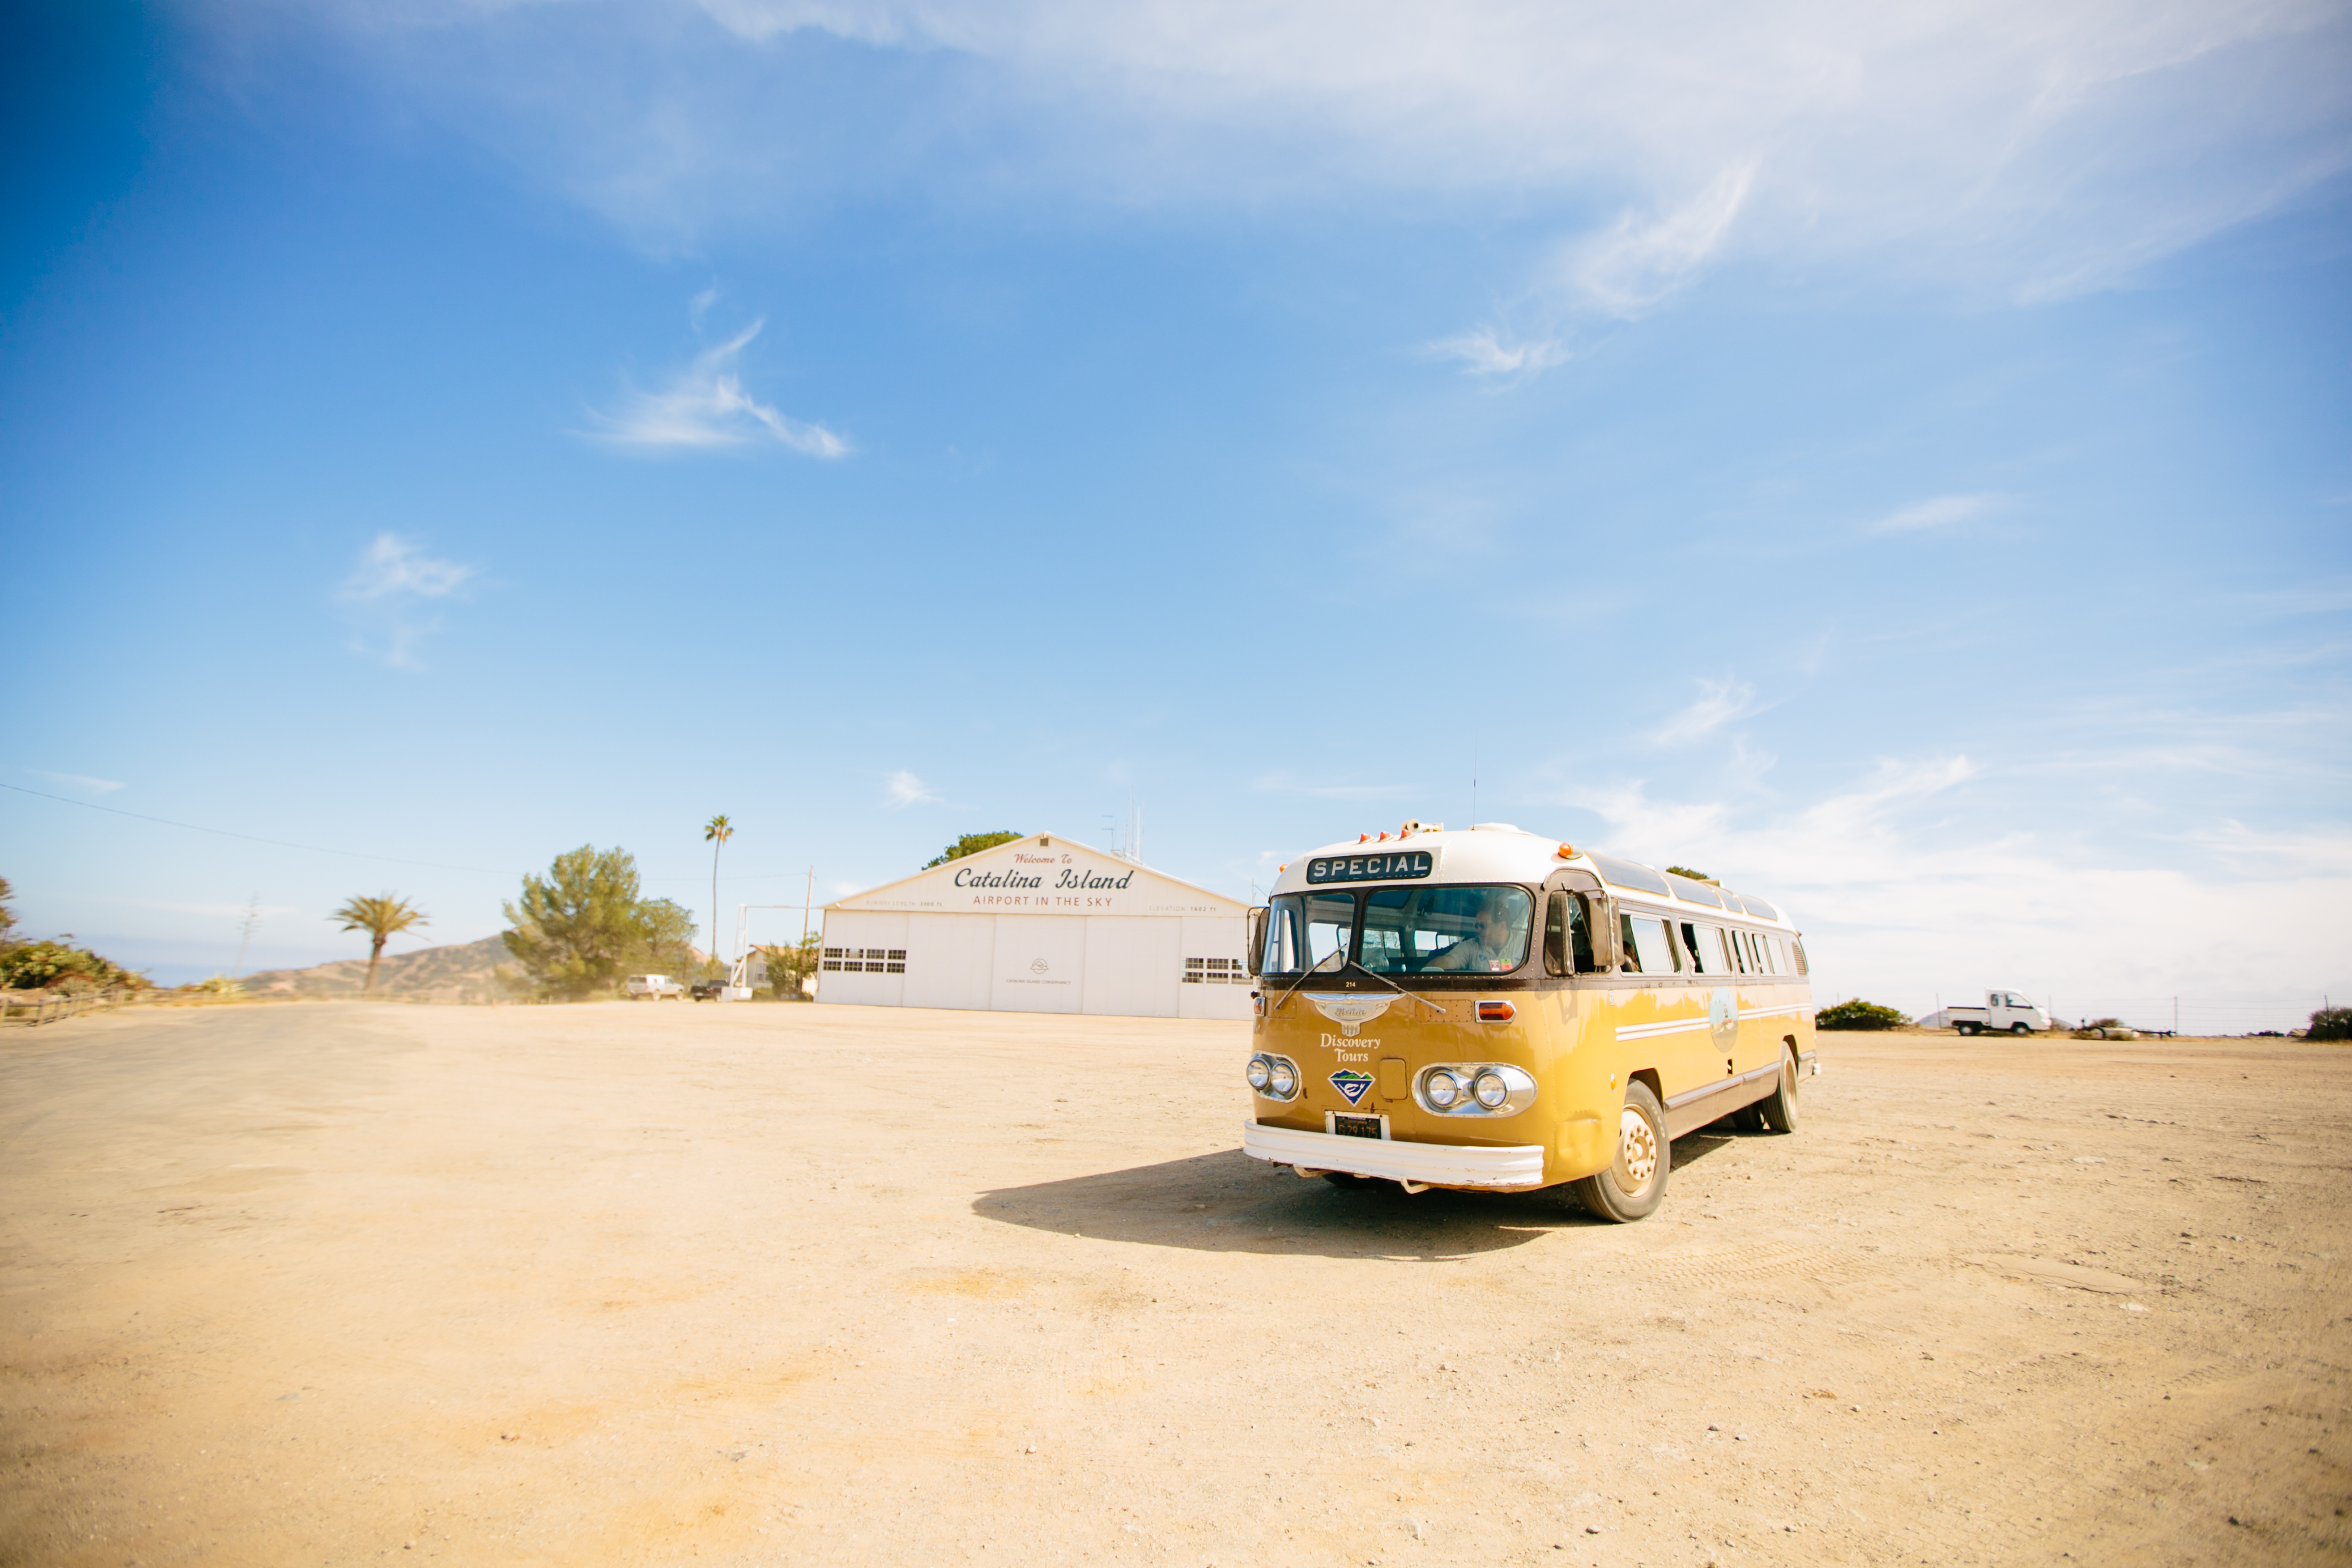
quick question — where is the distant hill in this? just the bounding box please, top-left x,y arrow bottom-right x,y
236,933 -> 514,1004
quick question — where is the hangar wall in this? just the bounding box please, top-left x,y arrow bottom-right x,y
814,833 -> 1253,1020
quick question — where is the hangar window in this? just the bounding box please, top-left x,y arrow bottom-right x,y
824,947 -> 905,973
1185,956 -> 1243,984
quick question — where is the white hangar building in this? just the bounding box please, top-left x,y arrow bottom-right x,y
816,833 -> 1254,1019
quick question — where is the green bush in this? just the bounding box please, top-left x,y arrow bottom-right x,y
2309,1007 -> 2352,1042
0,940 -> 146,992
1816,998 -> 1908,1031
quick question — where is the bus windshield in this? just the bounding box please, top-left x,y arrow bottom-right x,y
1263,885 -> 1534,975
1260,892 -> 1356,975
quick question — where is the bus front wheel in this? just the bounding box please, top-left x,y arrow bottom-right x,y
1759,1049 -> 1800,1134
1575,1083 -> 1669,1223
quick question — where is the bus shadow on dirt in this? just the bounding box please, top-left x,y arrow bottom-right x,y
972,1133 -> 1745,1262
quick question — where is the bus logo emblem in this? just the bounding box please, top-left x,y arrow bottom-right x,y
1330,1070 -> 1374,1106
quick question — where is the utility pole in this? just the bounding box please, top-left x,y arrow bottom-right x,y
231,893 -> 261,979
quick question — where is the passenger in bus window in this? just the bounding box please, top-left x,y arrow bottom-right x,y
1428,891 -> 1528,972
1678,922 -> 1709,973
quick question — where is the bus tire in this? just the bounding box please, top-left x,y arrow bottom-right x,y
1728,1103 -> 1765,1134
1759,1048 -> 1800,1134
1575,1082 -> 1668,1223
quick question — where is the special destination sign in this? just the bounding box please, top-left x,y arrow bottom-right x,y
1305,850 -> 1434,885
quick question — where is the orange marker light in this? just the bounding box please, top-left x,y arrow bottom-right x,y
1360,832 -> 1371,843
1556,842 -> 1577,859
1477,1001 -> 1516,1023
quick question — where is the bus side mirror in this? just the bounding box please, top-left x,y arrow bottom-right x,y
1585,894 -> 1622,973
1245,908 -> 1267,976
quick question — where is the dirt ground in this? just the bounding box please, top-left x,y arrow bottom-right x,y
2,1003 -> 2345,1568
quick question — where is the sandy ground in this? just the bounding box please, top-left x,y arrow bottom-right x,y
1,1003 -> 2346,1568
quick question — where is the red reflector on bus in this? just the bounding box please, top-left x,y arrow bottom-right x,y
1477,1001 -> 1516,1022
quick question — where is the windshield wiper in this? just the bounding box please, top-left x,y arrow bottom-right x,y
1336,959 -> 1451,1019
1273,951 -> 1446,1019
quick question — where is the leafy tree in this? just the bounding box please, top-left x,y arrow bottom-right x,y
638,896 -> 700,976
2310,1007 -> 2352,1042
704,814 -> 734,979
924,830 -> 1023,869
330,893 -> 429,994
1815,998 -> 1908,1031
0,874 -> 17,945
755,934 -> 821,999
1665,865 -> 1712,881
0,940 -> 145,993
501,846 -> 698,1000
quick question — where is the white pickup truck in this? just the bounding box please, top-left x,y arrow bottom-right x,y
625,973 -> 684,1000
1947,991 -> 2050,1035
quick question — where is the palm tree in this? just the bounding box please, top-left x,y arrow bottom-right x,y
331,894 -> 428,995
704,814 -> 734,978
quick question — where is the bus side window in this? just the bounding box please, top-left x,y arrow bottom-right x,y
1571,896 -> 1597,972
1767,935 -> 1789,974
1618,915 -> 1643,973
1793,939 -> 1809,976
1678,921 -> 1708,973
1626,916 -> 1675,976
1721,927 -> 1747,975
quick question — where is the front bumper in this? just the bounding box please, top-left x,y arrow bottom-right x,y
1241,1121 -> 1547,1190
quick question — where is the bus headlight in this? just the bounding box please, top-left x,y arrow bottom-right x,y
1267,1058 -> 1299,1098
1416,1063 -> 1536,1117
1246,1057 -> 1271,1091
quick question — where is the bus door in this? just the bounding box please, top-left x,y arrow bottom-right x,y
1611,899 -> 1717,1107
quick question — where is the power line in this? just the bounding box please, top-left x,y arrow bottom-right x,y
0,780 -> 516,876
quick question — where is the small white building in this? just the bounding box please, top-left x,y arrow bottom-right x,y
816,833 -> 1253,1019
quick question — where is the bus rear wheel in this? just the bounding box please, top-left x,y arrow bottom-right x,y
1575,1082 -> 1668,1223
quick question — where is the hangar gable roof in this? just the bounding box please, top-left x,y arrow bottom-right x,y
826,833 -> 1249,919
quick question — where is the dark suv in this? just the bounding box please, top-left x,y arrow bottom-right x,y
689,979 -> 728,1001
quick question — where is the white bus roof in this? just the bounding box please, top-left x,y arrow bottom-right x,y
1267,824 -> 1793,929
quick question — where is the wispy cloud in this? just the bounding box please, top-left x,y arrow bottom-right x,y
590,320 -> 850,457
1649,678 -> 1762,747
23,768 -> 124,795
1251,771 -> 1422,801
884,770 -> 940,807
1556,754 -> 2351,1029
1567,163 -> 1757,318
240,2 -> 2352,306
336,534 -> 475,669
1425,327 -> 1570,385
1863,493 -> 2005,535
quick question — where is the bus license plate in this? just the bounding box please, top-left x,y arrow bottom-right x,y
1332,1113 -> 1386,1140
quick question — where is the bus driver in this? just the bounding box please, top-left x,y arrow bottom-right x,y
1427,890 -> 1525,973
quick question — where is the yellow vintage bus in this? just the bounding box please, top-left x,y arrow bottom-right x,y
1241,823 -> 1819,1221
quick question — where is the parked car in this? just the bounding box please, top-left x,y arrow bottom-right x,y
1946,990 -> 2050,1035
689,979 -> 728,1001
625,974 -> 684,1000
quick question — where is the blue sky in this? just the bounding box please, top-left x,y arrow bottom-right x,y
4,0 -> 2348,1030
